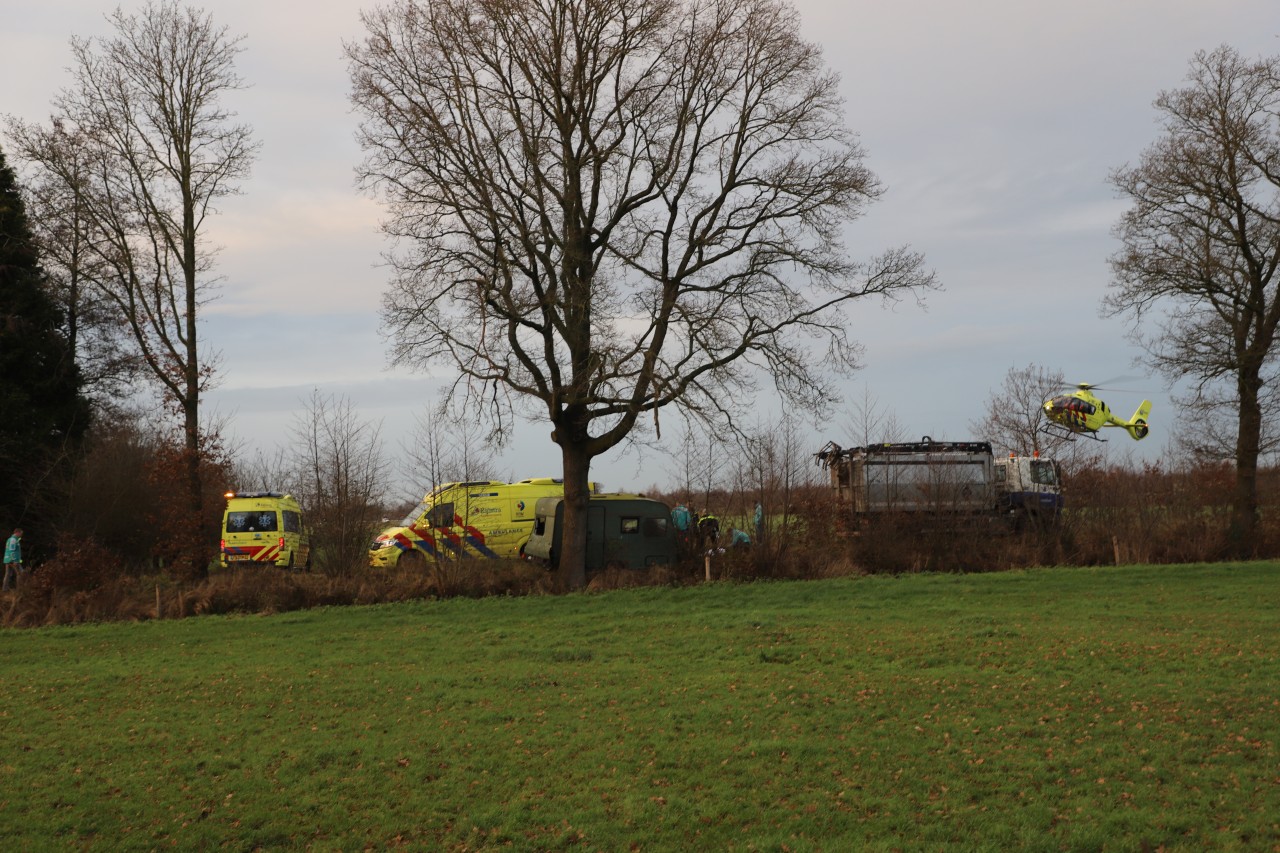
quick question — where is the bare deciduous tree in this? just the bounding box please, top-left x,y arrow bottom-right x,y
290,391 -> 390,571
401,401 -> 502,503
741,411 -> 814,546
6,1 -> 257,569
844,385 -> 906,447
1107,45 -> 1280,555
348,0 -> 936,586
5,121 -> 141,413
231,445 -> 295,496
666,417 -> 720,513
1169,382 -> 1280,466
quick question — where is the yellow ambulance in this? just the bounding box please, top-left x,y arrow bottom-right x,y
368,478 -> 598,567
219,491 -> 312,569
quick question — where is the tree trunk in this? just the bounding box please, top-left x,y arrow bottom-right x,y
1231,370 -> 1263,558
556,436 -> 593,590
183,397 -> 208,579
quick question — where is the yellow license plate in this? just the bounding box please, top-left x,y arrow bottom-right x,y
226,554 -> 252,562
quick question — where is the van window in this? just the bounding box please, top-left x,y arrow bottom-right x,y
643,517 -> 668,537
621,517 -> 640,534
227,511 -> 278,533
427,502 -> 455,527
283,510 -> 302,533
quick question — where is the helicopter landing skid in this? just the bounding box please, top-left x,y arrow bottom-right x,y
1040,423 -> 1106,442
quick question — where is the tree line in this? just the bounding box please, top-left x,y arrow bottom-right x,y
3,1 -> 1279,585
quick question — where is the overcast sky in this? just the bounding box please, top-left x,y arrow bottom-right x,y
5,1 -> 1279,499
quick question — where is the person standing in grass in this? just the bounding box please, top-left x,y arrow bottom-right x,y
753,501 -> 763,542
3,527 -> 23,591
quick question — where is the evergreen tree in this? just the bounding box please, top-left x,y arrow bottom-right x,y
0,144 -> 89,558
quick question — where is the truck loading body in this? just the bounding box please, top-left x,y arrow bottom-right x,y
523,494 -> 678,573
368,478 -> 598,567
220,491 -> 312,569
815,437 -> 1062,528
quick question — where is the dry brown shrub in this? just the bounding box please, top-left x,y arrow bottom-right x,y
766,541 -> 862,579
586,568 -> 646,591
586,564 -> 681,592
26,538 -> 121,594
2,577 -> 158,628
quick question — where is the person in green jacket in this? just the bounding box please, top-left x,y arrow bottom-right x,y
3,528 -> 24,591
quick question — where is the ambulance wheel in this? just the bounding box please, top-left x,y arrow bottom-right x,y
399,550 -> 425,570
285,552 -> 295,570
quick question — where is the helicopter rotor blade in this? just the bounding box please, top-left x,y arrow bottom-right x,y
1096,374 -> 1143,386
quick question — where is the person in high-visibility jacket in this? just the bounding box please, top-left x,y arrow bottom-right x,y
698,512 -> 720,548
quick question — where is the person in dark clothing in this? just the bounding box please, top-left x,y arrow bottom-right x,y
698,513 -> 720,549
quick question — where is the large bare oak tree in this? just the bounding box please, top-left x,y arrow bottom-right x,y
7,2 -> 256,573
1107,45 -> 1280,556
348,0 -> 935,586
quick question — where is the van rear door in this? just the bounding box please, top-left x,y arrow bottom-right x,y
586,504 -> 606,569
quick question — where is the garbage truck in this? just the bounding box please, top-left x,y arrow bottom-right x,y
815,437 -> 1062,529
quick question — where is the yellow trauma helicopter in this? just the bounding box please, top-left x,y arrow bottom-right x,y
1042,383 -> 1152,441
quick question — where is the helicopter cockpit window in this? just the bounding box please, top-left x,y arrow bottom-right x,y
1055,396 -> 1095,415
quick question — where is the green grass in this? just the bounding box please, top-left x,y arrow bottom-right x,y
1,563 -> 1278,850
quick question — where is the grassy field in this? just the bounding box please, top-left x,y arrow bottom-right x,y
1,562 -> 1277,851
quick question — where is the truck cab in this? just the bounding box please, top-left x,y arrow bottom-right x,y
993,454 -> 1063,527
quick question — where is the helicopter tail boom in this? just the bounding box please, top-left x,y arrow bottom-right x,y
1122,400 -> 1152,440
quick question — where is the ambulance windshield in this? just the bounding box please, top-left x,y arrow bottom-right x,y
401,501 -> 429,527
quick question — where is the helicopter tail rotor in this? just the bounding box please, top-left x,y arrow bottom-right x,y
1123,400 -> 1153,440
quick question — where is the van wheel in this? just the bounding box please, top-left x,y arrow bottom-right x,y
399,550 -> 425,570
285,552 -> 295,570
